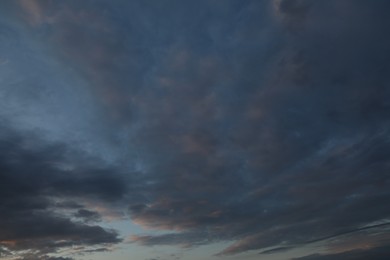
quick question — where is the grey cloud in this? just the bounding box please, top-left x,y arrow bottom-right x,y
0,126 -> 124,259
132,232 -> 211,248
126,0 -> 390,256
293,245 -> 390,260
1,0 -> 390,259
19,256 -> 74,260
260,247 -> 294,255
74,209 -> 102,223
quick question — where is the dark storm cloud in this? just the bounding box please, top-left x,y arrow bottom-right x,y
2,0 -> 390,259
0,126 -> 124,259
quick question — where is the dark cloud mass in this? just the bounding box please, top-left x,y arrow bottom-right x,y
0,126 -> 124,259
0,0 -> 390,259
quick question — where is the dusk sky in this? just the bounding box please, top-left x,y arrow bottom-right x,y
1,1 -> 390,260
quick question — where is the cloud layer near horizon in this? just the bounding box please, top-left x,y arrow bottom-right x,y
0,0 -> 390,259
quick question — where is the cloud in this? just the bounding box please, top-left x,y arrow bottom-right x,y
293,245 -> 390,260
125,0 -> 390,256
260,247 -> 294,255
20,256 -> 74,260
74,209 -> 102,223
0,126 -> 124,259
131,232 -> 210,248
1,0 -> 390,259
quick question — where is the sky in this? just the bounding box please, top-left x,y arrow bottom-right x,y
0,0 -> 390,259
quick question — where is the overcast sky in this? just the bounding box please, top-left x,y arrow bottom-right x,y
1,1 -> 390,260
